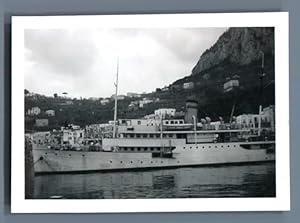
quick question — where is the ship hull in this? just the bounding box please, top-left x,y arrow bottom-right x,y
32,141 -> 275,174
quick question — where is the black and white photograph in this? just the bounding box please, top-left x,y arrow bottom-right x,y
11,13 -> 289,212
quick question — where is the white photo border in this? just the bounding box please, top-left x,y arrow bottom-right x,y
11,12 -> 290,213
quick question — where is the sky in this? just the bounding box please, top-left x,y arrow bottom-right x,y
24,27 -> 227,99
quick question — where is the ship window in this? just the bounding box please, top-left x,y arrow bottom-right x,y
69,154 -> 71,156
110,160 -> 112,163
131,148 -> 134,151
166,121 -> 169,124
215,146 -> 217,148
130,161 -> 133,163
150,148 -> 154,151
136,134 -> 141,138
120,161 -> 123,163
179,120 -> 183,124
170,120 -> 174,124
190,147 -> 192,149
149,134 -> 154,138
209,146 -> 211,148
168,134 -> 173,138
234,145 -> 236,147
183,146 -> 186,149
140,161 -> 143,164
142,134 -> 147,138
137,121 -> 141,125
82,154 -> 85,157
151,161 -> 153,163
202,146 -> 205,149
124,148 -> 128,151
137,148 -> 141,151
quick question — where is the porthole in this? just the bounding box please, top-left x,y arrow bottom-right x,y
82,154 -> 85,157
45,152 -> 48,155
190,147 -> 192,149
202,146 -> 205,149
110,160 -> 112,163
215,146 -> 217,148
209,146 -> 211,148
161,161 -> 163,164
130,161 -> 133,163
120,161 -> 123,163
55,153 -> 58,156
69,154 -> 71,156
140,161 -> 143,164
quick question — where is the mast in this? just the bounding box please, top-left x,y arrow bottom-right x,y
113,59 -> 119,138
258,51 -> 265,136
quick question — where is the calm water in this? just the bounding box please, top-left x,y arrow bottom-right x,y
33,163 -> 275,199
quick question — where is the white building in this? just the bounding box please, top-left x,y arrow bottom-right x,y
62,128 -> 85,146
236,106 -> 275,130
161,86 -> 169,91
30,131 -> 51,145
139,98 -> 153,108
100,98 -> 110,105
224,79 -> 239,92
85,123 -> 113,139
183,82 -> 194,89
111,94 -> 126,100
154,108 -> 176,118
127,92 -> 141,98
27,107 -> 41,116
35,119 -> 49,127
88,97 -> 100,101
45,110 -> 55,117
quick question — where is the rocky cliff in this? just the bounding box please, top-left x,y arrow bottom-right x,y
192,27 -> 274,75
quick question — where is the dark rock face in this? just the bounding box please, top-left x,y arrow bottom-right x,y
192,27 -> 274,75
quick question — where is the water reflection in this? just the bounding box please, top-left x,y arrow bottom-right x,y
33,163 -> 275,199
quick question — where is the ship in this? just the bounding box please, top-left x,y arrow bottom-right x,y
32,120 -> 275,174
31,59 -> 275,174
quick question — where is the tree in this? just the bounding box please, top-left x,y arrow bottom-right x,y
53,93 -> 58,98
24,89 -> 29,95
